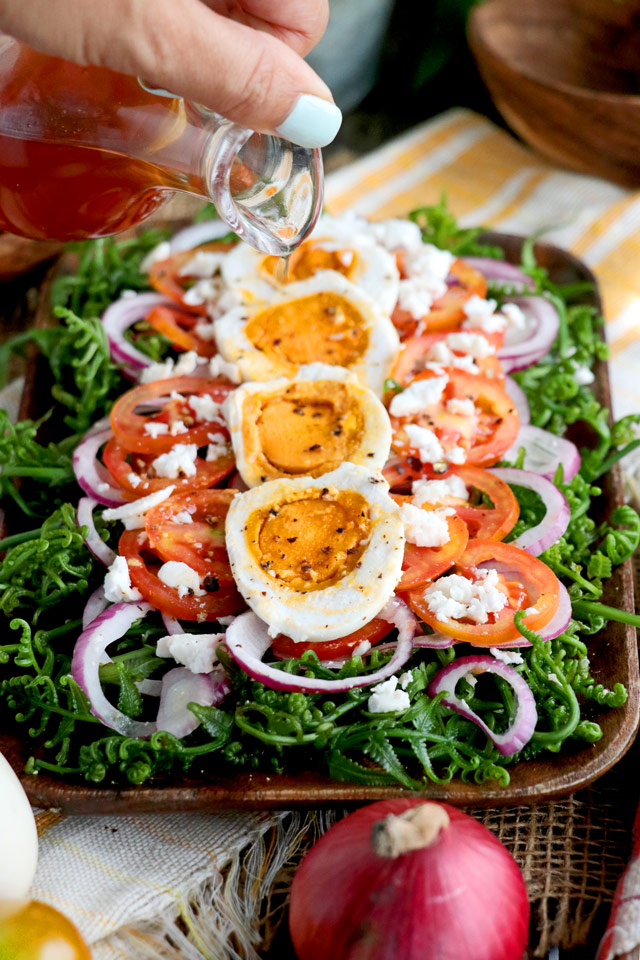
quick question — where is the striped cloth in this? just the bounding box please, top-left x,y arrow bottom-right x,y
29,107 -> 640,959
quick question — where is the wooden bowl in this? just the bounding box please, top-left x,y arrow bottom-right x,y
468,0 -> 640,186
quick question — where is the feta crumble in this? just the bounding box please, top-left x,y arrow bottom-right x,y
102,485 -> 175,528
367,676 -> 410,714
156,633 -> 219,674
399,670 -> 413,690
368,218 -> 423,251
151,444 -> 198,479
157,560 -> 205,598
573,365 -> 595,386
178,250 -> 225,278
103,555 -> 143,603
399,503 -> 453,547
209,355 -> 242,383
446,331 -> 494,358
389,375 -> 448,418
446,397 -> 476,416
412,475 -> 469,505
188,394 -> 224,423
490,647 -> 524,665
423,568 -> 508,624
425,340 -> 479,374
182,278 -> 223,306
172,510 -> 193,524
353,640 -> 372,658
206,433 -> 230,461
144,421 -> 169,438
404,424 -> 445,464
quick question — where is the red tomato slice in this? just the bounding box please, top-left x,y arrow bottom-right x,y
389,330 -> 503,386
452,466 -> 519,541
110,376 -> 233,454
391,259 -> 488,340
391,494 -> 469,591
407,538 -> 560,646
103,436 -> 235,497
145,488 -> 234,582
119,530 -> 245,620
148,240 -> 236,315
270,618 -> 392,661
145,305 -> 218,357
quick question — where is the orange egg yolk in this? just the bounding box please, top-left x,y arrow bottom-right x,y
246,489 -> 371,592
261,242 -> 357,284
241,380 -> 367,480
244,292 -> 369,372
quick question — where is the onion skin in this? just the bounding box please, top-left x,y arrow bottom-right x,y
289,799 -> 529,960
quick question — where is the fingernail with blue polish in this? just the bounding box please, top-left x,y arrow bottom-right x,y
276,95 -> 342,149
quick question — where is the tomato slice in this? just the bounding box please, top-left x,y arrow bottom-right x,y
407,538 -> 560,646
391,259 -> 488,340
452,466 -> 519,541
389,330 -> 503,386
103,436 -> 234,497
148,240 -> 236,315
271,618 -> 392,661
119,530 -> 245,620
110,376 -> 233,454
145,305 -> 218,357
145,488 -> 234,582
391,494 -> 469,591
390,370 -> 519,470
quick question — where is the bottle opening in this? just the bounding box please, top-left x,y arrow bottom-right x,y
208,127 -> 323,256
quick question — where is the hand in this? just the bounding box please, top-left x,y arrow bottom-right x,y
0,0 -> 341,148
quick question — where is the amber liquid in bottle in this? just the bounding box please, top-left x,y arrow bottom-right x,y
0,44 -> 210,240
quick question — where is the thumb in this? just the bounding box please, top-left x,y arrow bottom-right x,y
0,0 -> 342,148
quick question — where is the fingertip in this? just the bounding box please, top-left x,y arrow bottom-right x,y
275,94 -> 342,149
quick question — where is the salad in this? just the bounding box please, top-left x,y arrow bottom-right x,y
1,200 -> 639,792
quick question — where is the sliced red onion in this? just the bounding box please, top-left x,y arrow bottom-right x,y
82,586 -> 108,629
71,602 -> 155,737
489,467 -> 570,555
77,496 -> 117,566
463,257 -> 535,291
504,376 -> 530,424
429,655 -> 537,755
73,426 -> 127,507
155,665 -> 231,738
161,613 -> 185,635
102,292 -> 175,372
137,678 -> 164,697
504,424 -> 581,482
226,602 -> 415,693
169,219 -> 236,253
498,297 -> 560,372
490,581 -> 572,648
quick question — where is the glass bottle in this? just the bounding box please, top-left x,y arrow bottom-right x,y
0,38 -> 323,255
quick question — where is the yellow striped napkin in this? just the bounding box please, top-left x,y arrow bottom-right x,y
27,107 -> 640,959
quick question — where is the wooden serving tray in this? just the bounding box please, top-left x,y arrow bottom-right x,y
1,231 -> 638,813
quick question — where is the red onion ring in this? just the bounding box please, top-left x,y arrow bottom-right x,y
161,613 -> 185,635
77,496 -> 117,566
489,467 -> 570,555
504,376 -> 530,424
169,219 -> 236,253
463,257 -> 535,291
226,599 -> 416,693
498,297 -> 560,372
82,585 -> 108,629
428,655 -> 537,755
102,292 -> 175,372
504,424 -> 581,482
490,581 -> 572,647
73,426 -> 127,507
71,601 -> 156,738
155,665 -> 230,738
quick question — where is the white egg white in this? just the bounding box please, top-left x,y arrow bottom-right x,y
224,363 -> 392,488
213,271 -> 400,396
0,752 -> 38,898
221,214 -> 400,314
225,462 -> 405,643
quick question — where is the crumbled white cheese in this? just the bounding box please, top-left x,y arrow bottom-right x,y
157,560 -> 205,598
490,647 -> 524,665
446,397 -> 476,416
102,485 -> 176,530
500,302 -> 527,331
156,632 -> 219,673
573,365 -> 595,386
446,331 -> 494,358
368,218 -> 423,251
140,350 -> 201,383
103,555 -> 143,603
399,503 -> 453,547
411,475 -> 469,505
353,640 -> 371,658
404,424 -> 445,464
144,421 -> 169,438
206,433 -> 230,461
397,278 -> 439,319
426,340 -> 479,374
193,320 -> 217,341
188,394 -> 225,423
127,472 -> 142,489
170,420 -> 188,436
395,244 -> 455,318
173,351 -> 200,376
445,445 -> 467,465
389,375 -> 448,418
182,278 -> 223,306
399,670 -> 413,690
461,295 -> 503,333
178,250 -> 225,278
139,241 -> 171,273
151,444 -> 198,478
209,354 -> 242,383
367,676 -> 410,714
172,510 -> 193,524
423,568 -> 508,624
